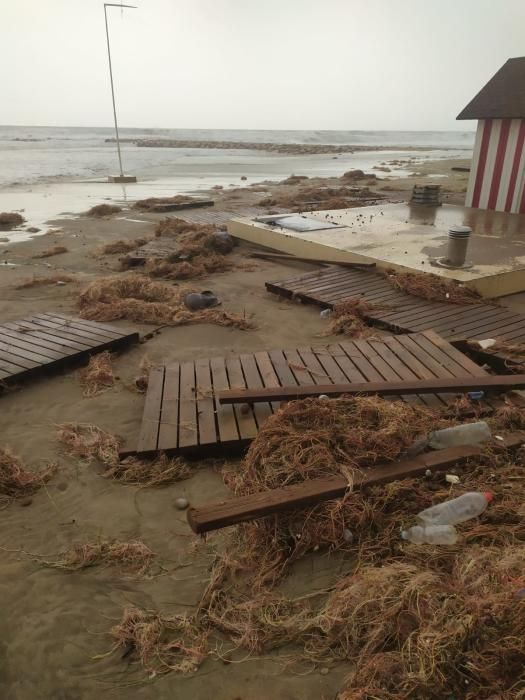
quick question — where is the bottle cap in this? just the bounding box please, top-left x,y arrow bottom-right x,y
484,491 -> 494,502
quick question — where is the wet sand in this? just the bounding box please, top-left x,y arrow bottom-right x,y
1,155 -> 504,700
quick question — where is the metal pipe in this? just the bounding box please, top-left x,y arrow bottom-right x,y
447,225 -> 471,267
104,3 -> 137,178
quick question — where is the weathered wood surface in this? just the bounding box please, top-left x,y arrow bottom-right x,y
266,267 -> 525,342
0,313 -> 139,387
124,330 -> 490,458
187,432 -> 525,533
217,374 -> 525,404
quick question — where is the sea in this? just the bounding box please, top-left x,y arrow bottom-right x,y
0,125 -> 474,189
0,125 -> 474,239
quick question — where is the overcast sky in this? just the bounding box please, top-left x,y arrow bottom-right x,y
2,0 -> 524,132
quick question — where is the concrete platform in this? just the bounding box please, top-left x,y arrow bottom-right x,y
228,203 -> 525,297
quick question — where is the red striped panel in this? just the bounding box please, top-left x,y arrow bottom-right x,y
487,119 -> 511,209
505,120 -> 525,212
472,120 -> 493,208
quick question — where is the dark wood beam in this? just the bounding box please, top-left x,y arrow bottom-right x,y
186,432 -> 525,533
217,375 -> 525,405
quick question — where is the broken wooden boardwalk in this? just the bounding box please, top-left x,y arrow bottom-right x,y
266,266 -> 525,342
126,330 -> 490,458
0,312 -> 139,387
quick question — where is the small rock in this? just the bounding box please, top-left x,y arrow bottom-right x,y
318,394 -> 329,401
56,481 -> 68,492
240,175 -> 247,181
425,469 -> 432,478
343,528 -> 354,543
320,667 -> 329,675
445,474 -> 460,485
19,496 -> 33,507
56,281 -> 67,286
174,497 -> 189,510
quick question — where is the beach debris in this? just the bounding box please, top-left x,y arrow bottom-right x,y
427,421 -> 491,449
56,423 -> 191,486
324,298 -> 375,338
0,212 -> 25,228
78,273 -> 254,330
259,184 -> 376,211
32,245 -> 68,258
15,274 -> 74,289
77,351 -> 115,397
26,227 -> 40,233
478,338 -> 497,349
174,497 -> 189,510
105,606 -> 208,675
319,308 -> 332,318
383,268 -> 482,304
86,204 -> 122,217
183,291 -> 220,311
132,355 -> 152,393
44,538 -> 155,575
0,446 -> 56,503
416,491 -> 493,526
133,195 -> 212,212
445,474 -> 461,485
400,524 -> 458,544
99,237 -> 150,255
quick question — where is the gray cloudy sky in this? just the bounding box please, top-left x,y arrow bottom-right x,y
2,0 -> 524,131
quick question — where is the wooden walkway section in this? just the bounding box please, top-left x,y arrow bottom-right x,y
266,266 -> 525,343
126,330 -> 490,458
0,313 -> 139,387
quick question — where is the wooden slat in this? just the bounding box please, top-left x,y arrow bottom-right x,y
195,359 -> 217,446
38,313 -> 123,341
136,366 -> 165,453
0,329 -> 66,360
253,350 -> 281,413
226,356 -> 258,439
217,374 -> 525,404
158,364 -> 180,452
4,320 -> 92,351
239,353 -> 273,428
186,433 -> 525,533
210,357 -> 240,444
178,361 -> 198,449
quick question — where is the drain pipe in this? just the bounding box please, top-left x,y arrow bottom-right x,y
446,226 -> 471,267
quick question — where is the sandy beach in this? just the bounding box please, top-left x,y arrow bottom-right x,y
3,151 -> 518,700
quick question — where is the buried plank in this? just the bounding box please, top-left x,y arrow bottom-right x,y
187,432 -> 525,533
217,374 -> 525,405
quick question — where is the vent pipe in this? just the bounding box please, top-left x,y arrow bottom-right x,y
446,225 -> 471,267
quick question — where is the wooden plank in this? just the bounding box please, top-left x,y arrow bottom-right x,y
0,329 -> 66,360
210,357 -> 239,444
313,345 -> 353,383
217,374 -> 525,404
48,312 -> 132,338
253,351 -> 281,413
0,338 -> 56,365
0,347 -> 40,370
187,433 -> 525,533
423,330 -> 488,377
4,321 -> 92,352
178,361 -> 198,449
188,431 -> 525,533
268,349 -> 299,387
28,315 -> 112,345
250,252 -> 376,268
158,364 -> 180,452
195,359 -> 217,446
368,337 -> 443,408
226,356 -> 258,440
136,366 -> 165,453
39,313 -> 124,340
239,353 -> 273,428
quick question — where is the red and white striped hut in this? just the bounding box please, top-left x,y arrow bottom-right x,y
457,57 -> 525,213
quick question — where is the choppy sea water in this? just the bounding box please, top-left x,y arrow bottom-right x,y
0,125 -> 473,189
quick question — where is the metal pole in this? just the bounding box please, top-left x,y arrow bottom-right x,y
104,3 -> 136,178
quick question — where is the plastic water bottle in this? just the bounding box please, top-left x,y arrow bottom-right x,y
416,492 -> 493,526
427,421 -> 491,449
401,525 -> 458,545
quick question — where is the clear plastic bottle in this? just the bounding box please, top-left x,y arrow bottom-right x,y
417,492 -> 493,526
401,524 -> 458,545
427,421 -> 491,449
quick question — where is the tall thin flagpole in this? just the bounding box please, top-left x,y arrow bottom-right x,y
104,3 -> 136,179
